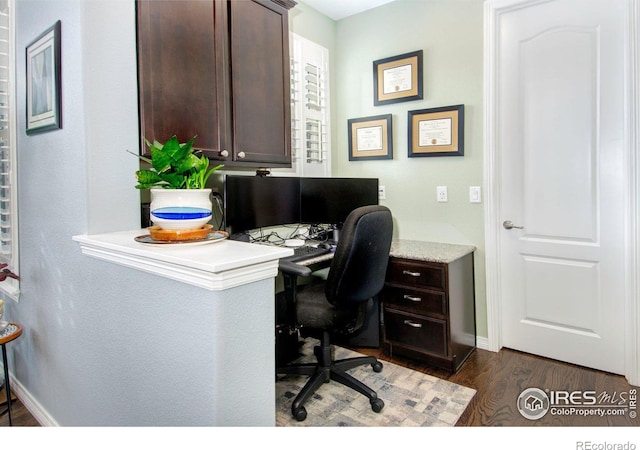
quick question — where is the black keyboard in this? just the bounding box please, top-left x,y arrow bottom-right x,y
285,245 -> 332,263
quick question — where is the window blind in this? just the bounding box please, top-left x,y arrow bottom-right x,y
289,33 -> 331,177
0,0 -> 19,299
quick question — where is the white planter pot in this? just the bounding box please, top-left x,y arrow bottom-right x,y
149,188 -> 212,230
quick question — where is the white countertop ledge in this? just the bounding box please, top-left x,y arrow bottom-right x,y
73,230 -> 293,291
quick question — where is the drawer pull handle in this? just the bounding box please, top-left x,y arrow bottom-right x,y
403,320 -> 423,328
402,270 -> 421,277
403,294 -> 422,302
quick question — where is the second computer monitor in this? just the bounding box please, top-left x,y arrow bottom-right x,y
300,177 -> 379,226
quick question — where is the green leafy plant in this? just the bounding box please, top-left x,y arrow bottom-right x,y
130,135 -> 224,189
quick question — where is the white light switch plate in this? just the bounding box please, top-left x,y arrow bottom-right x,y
469,186 -> 481,203
437,186 -> 448,202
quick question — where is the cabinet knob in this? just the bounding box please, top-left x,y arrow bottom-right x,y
220,150 -> 229,158
403,320 -> 423,328
238,151 -> 246,159
403,294 -> 422,302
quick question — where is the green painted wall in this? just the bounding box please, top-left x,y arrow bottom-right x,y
292,0 -> 487,338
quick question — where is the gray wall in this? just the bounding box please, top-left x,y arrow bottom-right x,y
8,0 -> 275,426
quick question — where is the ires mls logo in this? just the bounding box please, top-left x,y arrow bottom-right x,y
517,387 -> 638,420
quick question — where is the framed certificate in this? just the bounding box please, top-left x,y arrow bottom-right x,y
348,114 -> 393,161
408,105 -> 464,157
373,50 -> 423,106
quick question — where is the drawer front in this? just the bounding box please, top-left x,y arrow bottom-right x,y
386,258 -> 446,290
384,309 -> 448,357
382,286 -> 446,318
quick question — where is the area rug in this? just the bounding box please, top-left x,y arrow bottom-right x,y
276,338 -> 476,427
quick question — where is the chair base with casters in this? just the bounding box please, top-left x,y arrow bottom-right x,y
278,330 -> 385,422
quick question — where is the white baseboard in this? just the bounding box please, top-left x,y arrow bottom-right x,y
10,374 -> 58,427
476,335 -> 490,351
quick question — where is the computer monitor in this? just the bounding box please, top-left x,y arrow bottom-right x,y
300,177 -> 379,227
224,175 -> 301,234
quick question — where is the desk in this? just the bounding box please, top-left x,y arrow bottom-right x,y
277,239 -> 477,365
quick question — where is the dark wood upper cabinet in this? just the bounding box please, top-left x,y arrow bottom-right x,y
136,0 -> 295,168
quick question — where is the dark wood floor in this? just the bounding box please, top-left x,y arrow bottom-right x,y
2,345 -> 638,426
0,394 -> 39,427
353,345 -> 639,426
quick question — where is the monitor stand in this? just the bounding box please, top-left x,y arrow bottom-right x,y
230,232 -> 251,242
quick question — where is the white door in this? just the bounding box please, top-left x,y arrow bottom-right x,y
494,0 -> 627,374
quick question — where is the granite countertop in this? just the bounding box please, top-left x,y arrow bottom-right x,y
390,239 -> 476,264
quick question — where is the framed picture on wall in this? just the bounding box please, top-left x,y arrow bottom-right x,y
408,105 -> 464,157
348,114 -> 393,161
26,20 -> 62,135
373,50 -> 423,106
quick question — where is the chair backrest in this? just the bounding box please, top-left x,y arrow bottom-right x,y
325,205 -> 393,306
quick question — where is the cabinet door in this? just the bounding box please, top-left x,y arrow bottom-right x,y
136,0 -> 227,158
227,0 -> 292,167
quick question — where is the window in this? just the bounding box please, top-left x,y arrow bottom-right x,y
287,33 -> 331,177
0,0 -> 19,300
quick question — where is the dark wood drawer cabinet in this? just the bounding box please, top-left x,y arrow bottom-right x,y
382,253 -> 476,372
136,0 -> 295,168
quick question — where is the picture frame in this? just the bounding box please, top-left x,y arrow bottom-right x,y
26,20 -> 62,135
408,105 -> 464,157
348,114 -> 393,161
373,50 -> 423,106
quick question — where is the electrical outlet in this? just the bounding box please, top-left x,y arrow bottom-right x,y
469,186 -> 481,203
436,186 -> 448,202
378,185 -> 386,200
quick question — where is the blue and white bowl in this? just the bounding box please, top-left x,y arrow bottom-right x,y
150,188 -> 212,230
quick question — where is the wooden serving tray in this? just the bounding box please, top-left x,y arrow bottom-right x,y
148,224 -> 213,242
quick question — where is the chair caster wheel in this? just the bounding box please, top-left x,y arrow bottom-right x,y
371,361 -> 383,373
370,398 -> 384,413
293,406 -> 307,422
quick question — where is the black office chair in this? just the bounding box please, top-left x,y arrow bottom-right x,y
277,205 -> 393,422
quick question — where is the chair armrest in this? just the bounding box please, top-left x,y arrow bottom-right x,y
279,259 -> 312,278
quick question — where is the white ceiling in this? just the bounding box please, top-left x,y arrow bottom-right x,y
300,0 -> 398,21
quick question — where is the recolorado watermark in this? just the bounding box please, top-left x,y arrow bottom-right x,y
576,442 -> 636,450
517,387 -> 637,420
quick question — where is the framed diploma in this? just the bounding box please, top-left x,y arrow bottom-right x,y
373,50 -> 423,106
26,21 -> 62,135
408,105 -> 464,157
348,114 -> 393,161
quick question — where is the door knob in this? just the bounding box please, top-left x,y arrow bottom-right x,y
503,220 -> 524,230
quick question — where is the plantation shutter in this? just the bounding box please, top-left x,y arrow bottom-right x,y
0,0 -> 19,298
